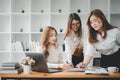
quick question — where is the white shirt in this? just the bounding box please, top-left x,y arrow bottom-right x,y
86,28 -> 120,56
47,45 -> 63,63
64,31 -> 83,63
40,45 -> 64,68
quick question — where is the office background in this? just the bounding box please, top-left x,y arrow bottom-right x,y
0,0 -> 120,67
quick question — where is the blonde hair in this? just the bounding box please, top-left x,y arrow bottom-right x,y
40,26 -> 57,58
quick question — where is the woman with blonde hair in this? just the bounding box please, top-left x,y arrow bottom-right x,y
41,26 -> 71,69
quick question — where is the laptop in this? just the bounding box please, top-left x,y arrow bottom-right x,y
25,52 -> 62,73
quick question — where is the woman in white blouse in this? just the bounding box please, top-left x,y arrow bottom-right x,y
64,13 -> 84,67
76,9 -> 120,72
41,26 -> 71,70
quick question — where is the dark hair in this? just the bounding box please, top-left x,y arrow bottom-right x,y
87,9 -> 116,44
64,13 -> 82,40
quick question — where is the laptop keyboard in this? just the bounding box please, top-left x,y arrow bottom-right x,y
66,68 -> 85,72
48,68 -> 62,73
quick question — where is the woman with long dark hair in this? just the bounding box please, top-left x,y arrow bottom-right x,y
76,9 -> 120,72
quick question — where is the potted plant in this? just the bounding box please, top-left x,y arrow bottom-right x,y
19,56 -> 35,74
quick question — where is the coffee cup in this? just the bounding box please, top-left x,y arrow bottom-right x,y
107,67 -> 119,73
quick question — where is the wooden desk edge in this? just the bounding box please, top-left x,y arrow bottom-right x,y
0,71 -> 120,79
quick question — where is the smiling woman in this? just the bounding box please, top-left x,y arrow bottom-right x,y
40,26 -> 72,70
64,13 -> 84,67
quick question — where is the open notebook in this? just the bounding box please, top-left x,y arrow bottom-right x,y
85,67 -> 109,75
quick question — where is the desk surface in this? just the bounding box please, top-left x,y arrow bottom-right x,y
0,71 -> 120,79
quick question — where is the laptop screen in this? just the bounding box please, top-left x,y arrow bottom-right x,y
25,52 -> 49,72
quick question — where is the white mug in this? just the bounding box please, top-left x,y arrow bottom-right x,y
107,67 -> 119,73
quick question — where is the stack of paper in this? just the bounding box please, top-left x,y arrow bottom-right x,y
0,62 -> 23,74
